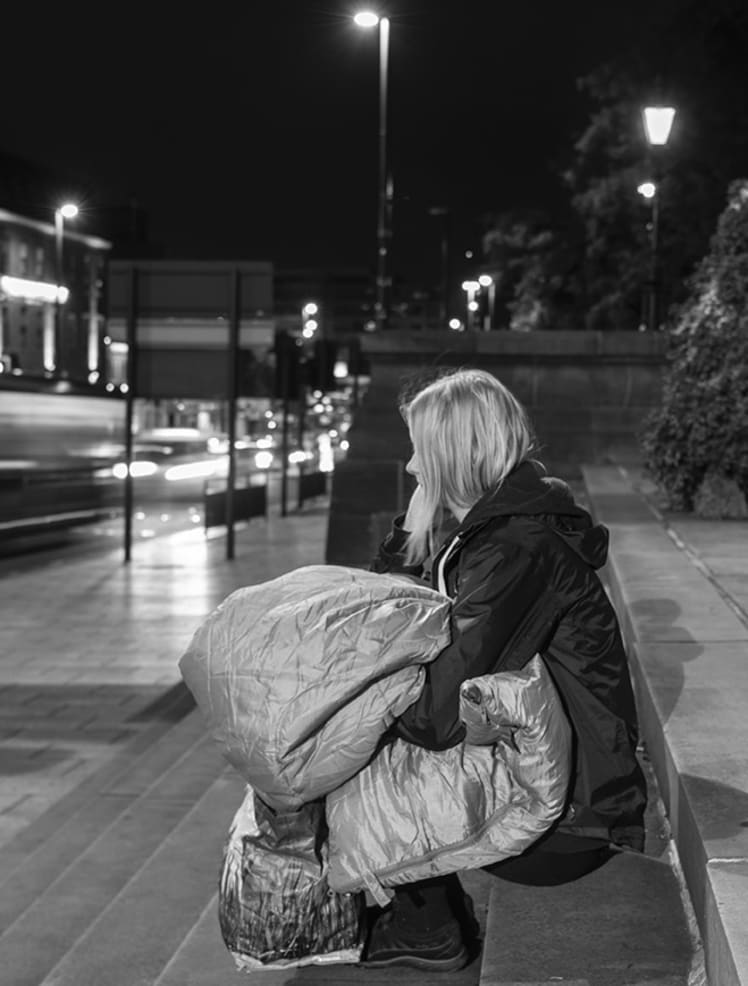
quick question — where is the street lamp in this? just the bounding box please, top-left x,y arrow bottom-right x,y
53,201 -> 79,373
642,106 -> 675,332
462,280 -> 479,332
478,274 -> 495,330
354,10 -> 391,331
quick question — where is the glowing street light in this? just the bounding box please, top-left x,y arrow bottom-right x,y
461,280 -> 479,332
354,10 -> 391,330
51,201 -> 79,373
478,274 -> 496,330
354,11 -> 379,27
642,106 -> 676,146
642,105 -> 676,331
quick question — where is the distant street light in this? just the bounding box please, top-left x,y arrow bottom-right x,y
642,106 -> 675,332
302,301 -> 320,339
462,279 -> 479,332
53,202 -> 79,373
354,10 -> 391,330
478,274 -> 495,330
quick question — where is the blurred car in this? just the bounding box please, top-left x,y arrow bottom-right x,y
104,428 -> 316,504
106,428 -> 232,503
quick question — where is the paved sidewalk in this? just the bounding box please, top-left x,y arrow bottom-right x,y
0,503 -> 329,850
584,465 -> 748,986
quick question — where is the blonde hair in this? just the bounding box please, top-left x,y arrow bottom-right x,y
401,368 -> 535,565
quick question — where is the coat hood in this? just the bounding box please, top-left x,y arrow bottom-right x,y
455,461 -> 609,570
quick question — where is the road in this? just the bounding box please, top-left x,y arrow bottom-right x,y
0,470 -> 327,568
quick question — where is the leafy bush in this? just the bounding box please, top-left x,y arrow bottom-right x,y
641,179 -> 748,510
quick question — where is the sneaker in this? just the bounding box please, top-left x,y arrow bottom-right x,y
362,910 -> 469,971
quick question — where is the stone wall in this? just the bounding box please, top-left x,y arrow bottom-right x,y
325,330 -> 667,566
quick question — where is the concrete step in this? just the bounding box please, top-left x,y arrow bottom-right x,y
0,683 -> 195,877
0,703 -> 205,934
37,770 -> 242,986
0,713 -> 226,986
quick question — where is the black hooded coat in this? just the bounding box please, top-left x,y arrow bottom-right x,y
371,460 -> 647,852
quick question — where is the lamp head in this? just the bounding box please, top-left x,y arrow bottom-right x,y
643,106 -> 676,146
58,203 -> 79,220
354,10 -> 380,27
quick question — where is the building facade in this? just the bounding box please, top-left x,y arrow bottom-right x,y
0,208 -> 111,382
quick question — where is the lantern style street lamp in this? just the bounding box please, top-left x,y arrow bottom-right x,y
354,10 -> 391,330
642,106 -> 675,332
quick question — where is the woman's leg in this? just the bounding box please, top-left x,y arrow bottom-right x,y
363,874 -> 472,970
389,874 -> 462,933
484,833 -> 614,886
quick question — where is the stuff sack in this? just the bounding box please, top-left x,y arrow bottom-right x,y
179,564 -> 451,809
327,654 -> 572,902
219,786 -> 365,971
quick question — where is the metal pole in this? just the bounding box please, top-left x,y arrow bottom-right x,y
124,265 -> 138,564
466,285 -> 476,332
296,390 -> 306,510
487,280 -> 496,330
440,215 -> 449,326
376,16 -> 390,331
278,333 -> 290,518
54,210 -> 63,374
280,396 -> 290,517
226,267 -> 241,559
648,188 -> 660,333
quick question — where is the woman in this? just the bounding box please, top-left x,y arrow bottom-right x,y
364,368 -> 647,972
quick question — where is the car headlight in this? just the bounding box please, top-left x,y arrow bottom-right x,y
164,461 -> 217,481
113,461 -> 159,479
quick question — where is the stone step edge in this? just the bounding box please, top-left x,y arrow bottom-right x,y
0,723 -> 219,949
36,770 -> 241,986
0,693 -> 206,887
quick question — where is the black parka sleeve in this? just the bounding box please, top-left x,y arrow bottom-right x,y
369,513 -> 426,579
393,535 -> 549,750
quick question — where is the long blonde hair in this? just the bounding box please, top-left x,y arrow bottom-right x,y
401,368 -> 535,565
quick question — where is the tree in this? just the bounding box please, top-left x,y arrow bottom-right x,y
564,0 -> 748,329
641,179 -> 748,509
480,209 -> 584,331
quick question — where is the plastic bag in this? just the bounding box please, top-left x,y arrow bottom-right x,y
218,786 -> 365,971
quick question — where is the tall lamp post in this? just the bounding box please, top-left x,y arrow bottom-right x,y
54,202 -> 79,373
354,10 -> 391,331
642,106 -> 675,332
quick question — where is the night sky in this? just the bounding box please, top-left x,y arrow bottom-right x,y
3,1 -> 679,290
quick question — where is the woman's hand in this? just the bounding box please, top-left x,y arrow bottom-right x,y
403,484 -> 426,532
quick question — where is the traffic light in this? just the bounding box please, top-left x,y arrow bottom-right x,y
347,337 -> 370,377
308,338 -> 338,393
273,331 -> 303,400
